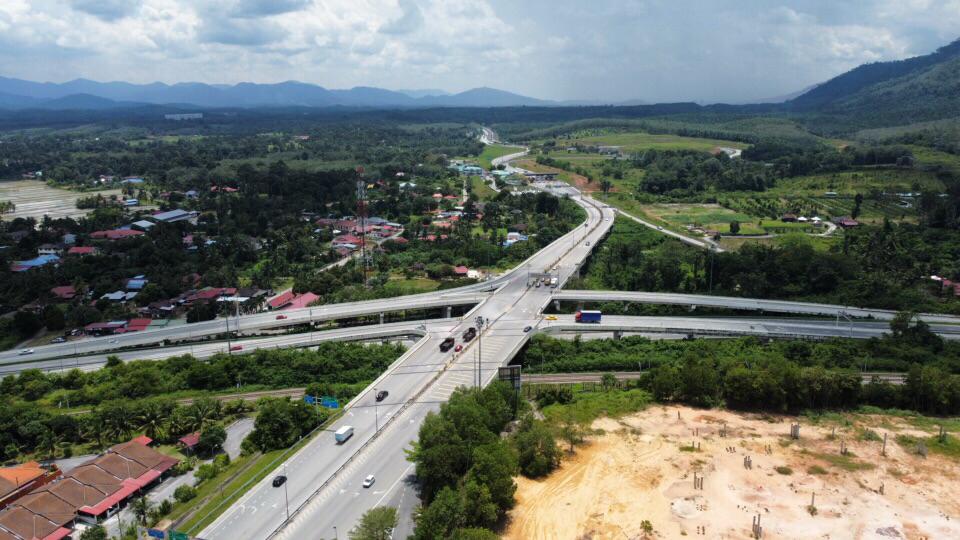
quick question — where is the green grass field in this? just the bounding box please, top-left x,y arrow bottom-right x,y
477,144 -> 522,169
469,175 -> 497,201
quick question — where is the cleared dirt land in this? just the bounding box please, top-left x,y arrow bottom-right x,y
504,405 -> 960,539
0,180 -> 121,220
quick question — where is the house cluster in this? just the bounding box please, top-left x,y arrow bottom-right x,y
316,216 -> 403,257
141,286 -> 269,319
9,209 -> 199,272
780,214 -> 827,226
0,437 -> 177,540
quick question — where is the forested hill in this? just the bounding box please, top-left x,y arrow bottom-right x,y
789,38 -> 960,111
823,54 -> 960,125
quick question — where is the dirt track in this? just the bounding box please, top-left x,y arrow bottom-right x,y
504,405 -> 960,539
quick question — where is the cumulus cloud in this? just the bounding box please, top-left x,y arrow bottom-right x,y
69,0 -> 141,21
0,0 -> 957,102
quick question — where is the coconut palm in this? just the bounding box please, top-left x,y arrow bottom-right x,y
136,401 -> 170,441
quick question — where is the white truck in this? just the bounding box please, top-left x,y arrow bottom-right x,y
334,425 -> 354,443
549,276 -> 558,288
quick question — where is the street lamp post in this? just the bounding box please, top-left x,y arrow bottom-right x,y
475,316 -> 485,387
333,526 -> 338,539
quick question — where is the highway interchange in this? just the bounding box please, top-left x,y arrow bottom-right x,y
8,136 -> 960,539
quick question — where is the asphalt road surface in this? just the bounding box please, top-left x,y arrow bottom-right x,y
200,188 -> 615,540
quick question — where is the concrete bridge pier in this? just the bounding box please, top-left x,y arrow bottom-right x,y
554,300 -> 561,312
445,306 -> 452,318
379,312 -> 385,325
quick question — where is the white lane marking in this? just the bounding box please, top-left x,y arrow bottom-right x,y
373,464 -> 415,508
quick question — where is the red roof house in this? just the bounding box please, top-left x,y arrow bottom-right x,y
283,292 -> 320,310
67,246 -> 97,256
90,229 -> 145,241
50,286 -> 76,300
268,291 -> 296,309
178,432 -> 200,452
453,266 -> 469,276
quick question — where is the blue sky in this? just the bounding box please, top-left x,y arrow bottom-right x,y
0,0 -> 958,103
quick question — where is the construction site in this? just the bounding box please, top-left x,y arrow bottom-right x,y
504,405 -> 960,540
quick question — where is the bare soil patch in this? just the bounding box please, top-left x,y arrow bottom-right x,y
504,405 -> 960,539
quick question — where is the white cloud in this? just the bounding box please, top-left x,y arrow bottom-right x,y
0,0 -> 956,101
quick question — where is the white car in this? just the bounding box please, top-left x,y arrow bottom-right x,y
363,475 -> 376,488
18,349 -> 34,356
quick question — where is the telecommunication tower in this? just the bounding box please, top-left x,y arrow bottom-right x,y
355,166 -> 372,285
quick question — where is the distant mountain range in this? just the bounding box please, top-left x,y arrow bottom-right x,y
0,77 -> 650,110
1,36 -> 959,130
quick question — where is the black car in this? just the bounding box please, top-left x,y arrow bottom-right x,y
523,325 -> 532,333
376,390 -> 389,402
462,327 -> 477,342
272,475 -> 287,488
439,337 -> 456,352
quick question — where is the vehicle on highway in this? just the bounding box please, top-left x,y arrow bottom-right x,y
545,315 -> 558,321
272,475 -> 287,487
535,281 -> 541,287
18,349 -> 34,356
462,327 -> 477,341
335,425 -> 354,443
439,337 -> 456,352
550,277 -> 559,288
586,241 -> 590,246
523,325 -> 532,332
375,390 -> 388,402
363,475 -> 375,488
229,345 -> 243,351
276,314 -> 288,320
575,310 -> 602,323
50,337 -> 66,344
454,344 -> 463,352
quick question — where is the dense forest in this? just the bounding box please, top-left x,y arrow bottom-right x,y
575,216 -> 960,312
0,342 -> 401,460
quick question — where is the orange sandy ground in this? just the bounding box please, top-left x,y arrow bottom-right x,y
503,405 -> 960,540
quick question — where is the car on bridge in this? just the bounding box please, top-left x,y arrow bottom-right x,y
363,475 -> 375,488
462,327 -> 477,341
272,475 -> 287,488
276,314 -> 288,320
230,345 -> 243,351
454,344 -> 463,352
440,337 -> 456,352
18,349 -> 34,355
375,390 -> 388,402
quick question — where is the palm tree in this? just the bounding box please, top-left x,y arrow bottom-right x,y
130,496 -> 152,526
187,398 -> 221,432
137,402 -> 169,441
80,415 -> 105,450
